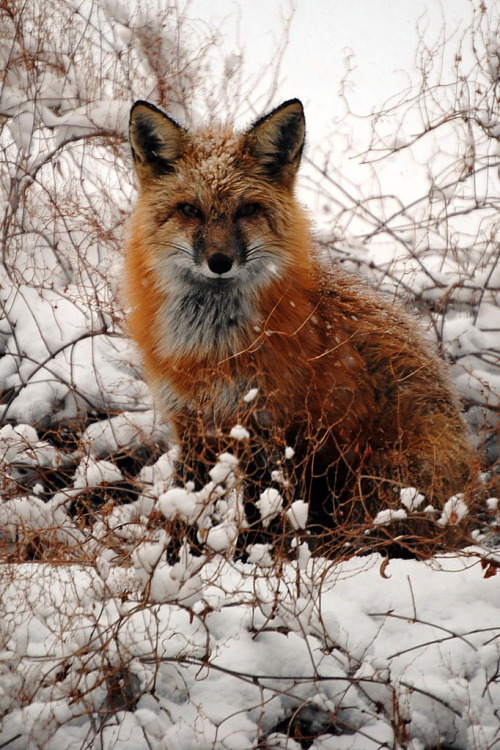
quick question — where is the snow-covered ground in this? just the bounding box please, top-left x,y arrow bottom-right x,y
1,551 -> 500,749
1,1 -> 499,748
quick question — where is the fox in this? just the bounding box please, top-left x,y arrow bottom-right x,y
124,98 -> 478,558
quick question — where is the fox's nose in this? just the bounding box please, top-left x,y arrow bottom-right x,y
207,252 -> 233,275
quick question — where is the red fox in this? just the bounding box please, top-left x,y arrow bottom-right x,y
124,99 -> 478,557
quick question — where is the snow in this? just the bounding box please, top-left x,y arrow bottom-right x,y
157,486 -> 199,522
229,423 -> 250,440
1,0 -> 499,747
1,554 -> 500,749
286,500 -> 309,530
400,487 -> 426,512
256,488 -> 284,527
81,410 -> 171,458
373,507 -> 408,526
209,451 -> 239,485
0,284 -> 147,425
437,495 -> 470,528
242,387 -> 259,403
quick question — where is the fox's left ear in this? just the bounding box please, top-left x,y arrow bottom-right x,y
246,99 -> 305,187
129,101 -> 187,183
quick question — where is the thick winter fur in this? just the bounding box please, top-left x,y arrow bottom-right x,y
125,99 -> 478,557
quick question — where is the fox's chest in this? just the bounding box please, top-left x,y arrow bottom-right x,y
152,364 -> 255,422
155,281 -> 256,359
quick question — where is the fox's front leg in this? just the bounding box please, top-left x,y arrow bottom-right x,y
233,417 -> 299,551
157,411 -> 223,561
171,412 -> 225,490
171,410 -> 294,553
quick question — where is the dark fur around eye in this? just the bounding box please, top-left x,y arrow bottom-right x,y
237,203 -> 261,218
178,202 -> 202,219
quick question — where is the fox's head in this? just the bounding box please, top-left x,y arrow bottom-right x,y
127,100 -> 312,357
128,100 -> 307,288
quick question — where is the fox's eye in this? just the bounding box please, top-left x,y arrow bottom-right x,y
237,202 -> 261,218
178,202 -> 202,219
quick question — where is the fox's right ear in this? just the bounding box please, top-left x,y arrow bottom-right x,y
247,99 -> 305,188
129,101 -> 186,181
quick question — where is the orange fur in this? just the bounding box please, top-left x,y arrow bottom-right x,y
124,99 -> 478,557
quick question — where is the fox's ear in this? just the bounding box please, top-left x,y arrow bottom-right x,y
129,101 -> 186,181
246,99 -> 305,187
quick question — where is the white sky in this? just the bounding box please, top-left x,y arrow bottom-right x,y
187,0 -> 475,139
182,0 -> 479,213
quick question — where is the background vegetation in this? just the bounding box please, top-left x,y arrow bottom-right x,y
0,1 -> 499,747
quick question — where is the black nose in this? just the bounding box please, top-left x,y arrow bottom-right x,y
207,252 -> 233,275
